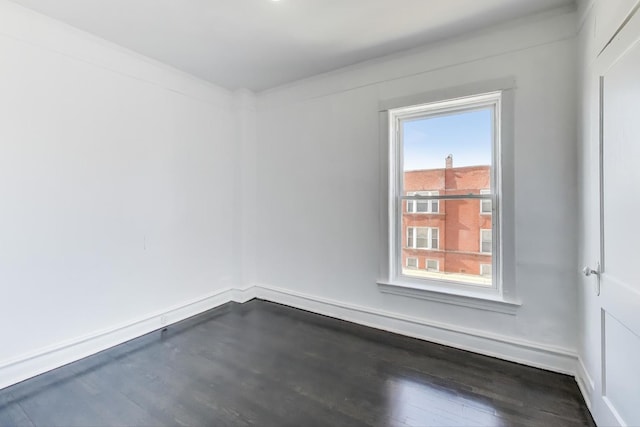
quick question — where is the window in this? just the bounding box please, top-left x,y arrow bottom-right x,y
480,189 -> 492,214
406,257 -> 418,269
388,91 -> 501,291
407,191 -> 439,213
407,227 -> 438,250
480,229 -> 492,254
480,264 -> 492,277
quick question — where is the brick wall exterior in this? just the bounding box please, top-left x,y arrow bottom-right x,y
402,158 -> 492,277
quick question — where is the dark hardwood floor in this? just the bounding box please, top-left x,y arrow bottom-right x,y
0,300 -> 595,426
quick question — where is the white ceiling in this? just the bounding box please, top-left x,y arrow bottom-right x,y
9,0 -> 574,91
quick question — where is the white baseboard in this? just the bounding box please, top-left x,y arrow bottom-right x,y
253,284 -> 579,375
1,283 -> 581,391
231,286 -> 258,303
0,288 -> 237,391
576,357 -> 595,410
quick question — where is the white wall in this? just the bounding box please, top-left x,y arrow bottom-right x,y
0,0 -> 586,389
0,1 -> 239,386
255,8 -> 580,372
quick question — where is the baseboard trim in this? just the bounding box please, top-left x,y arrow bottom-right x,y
253,284 -> 579,375
576,357 -> 595,410
231,286 -> 258,303
0,288 -> 237,391
1,283 -> 580,391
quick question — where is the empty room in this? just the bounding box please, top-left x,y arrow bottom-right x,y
0,0 -> 638,425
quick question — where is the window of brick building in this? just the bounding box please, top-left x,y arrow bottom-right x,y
407,191 -> 439,213
406,257 -> 418,269
406,227 -> 438,250
480,229 -> 492,254
387,91 -> 501,292
480,189 -> 492,214
426,260 -> 439,272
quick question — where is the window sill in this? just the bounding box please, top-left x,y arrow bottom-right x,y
377,281 -> 521,315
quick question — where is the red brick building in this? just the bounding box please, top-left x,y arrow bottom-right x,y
403,155 -> 492,281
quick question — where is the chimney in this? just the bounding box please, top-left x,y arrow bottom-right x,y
445,154 -> 453,169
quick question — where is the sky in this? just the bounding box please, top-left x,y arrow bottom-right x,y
403,108 -> 492,171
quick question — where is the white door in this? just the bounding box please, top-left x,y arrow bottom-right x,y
588,9 -> 640,426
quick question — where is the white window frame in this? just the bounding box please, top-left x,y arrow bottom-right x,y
406,257 -> 419,269
378,82 -> 519,313
390,93 -> 500,291
425,259 -> 439,272
480,229 -> 492,254
480,189 -> 492,214
378,86 -> 519,312
406,227 -> 438,250
407,191 -> 439,213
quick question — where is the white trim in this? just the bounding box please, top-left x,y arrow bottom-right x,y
253,284 -> 576,375
390,92 -> 501,118
377,281 -> 519,315
231,286 -> 259,303
388,90 -> 504,296
0,284 -> 576,391
0,288 -> 240,391
576,357 -> 595,410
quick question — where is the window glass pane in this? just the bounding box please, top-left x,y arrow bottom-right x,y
481,230 -> 492,254
400,106 -> 493,287
416,200 -> 429,212
431,228 -> 438,249
480,189 -> 492,214
406,191 -> 438,214
402,109 -> 492,181
416,228 -> 429,249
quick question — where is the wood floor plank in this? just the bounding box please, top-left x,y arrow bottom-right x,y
0,300 -> 596,426
0,392 -> 34,427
